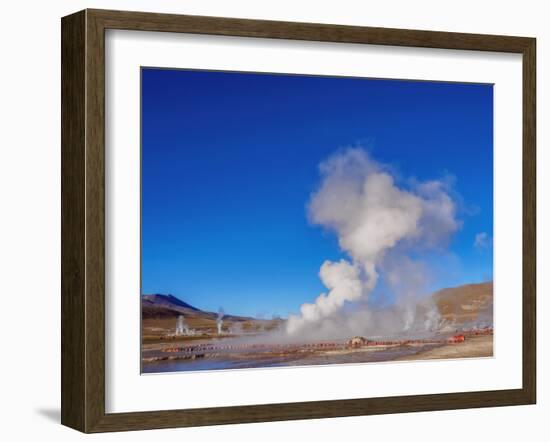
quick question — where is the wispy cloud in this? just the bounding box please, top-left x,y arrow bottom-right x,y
474,232 -> 491,250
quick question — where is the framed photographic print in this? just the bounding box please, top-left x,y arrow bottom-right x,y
61,9 -> 536,433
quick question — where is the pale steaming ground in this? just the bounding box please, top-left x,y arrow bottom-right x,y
141,333 -> 493,373
395,334 -> 493,361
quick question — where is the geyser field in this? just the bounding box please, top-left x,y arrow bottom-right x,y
141,282 -> 493,373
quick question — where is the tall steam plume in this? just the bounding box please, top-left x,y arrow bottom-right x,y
286,148 -> 459,339
217,307 -> 225,335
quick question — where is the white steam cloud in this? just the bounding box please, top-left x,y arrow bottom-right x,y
286,148 -> 459,339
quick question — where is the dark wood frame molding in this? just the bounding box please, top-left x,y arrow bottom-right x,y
61,9 -> 536,433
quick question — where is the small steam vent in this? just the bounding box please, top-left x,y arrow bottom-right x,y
347,336 -> 367,348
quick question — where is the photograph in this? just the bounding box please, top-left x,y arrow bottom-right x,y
140,68 -> 494,374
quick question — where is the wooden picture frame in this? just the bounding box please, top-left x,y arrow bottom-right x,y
61,8 -> 536,433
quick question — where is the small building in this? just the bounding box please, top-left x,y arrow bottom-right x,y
347,336 -> 367,348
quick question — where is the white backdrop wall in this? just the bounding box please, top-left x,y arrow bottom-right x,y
0,0 -> 547,440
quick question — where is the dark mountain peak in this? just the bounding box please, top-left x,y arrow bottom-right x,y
141,293 -> 200,312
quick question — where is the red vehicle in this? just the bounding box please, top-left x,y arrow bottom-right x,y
447,334 -> 465,343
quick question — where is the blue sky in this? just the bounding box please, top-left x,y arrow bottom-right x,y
141,68 -> 493,318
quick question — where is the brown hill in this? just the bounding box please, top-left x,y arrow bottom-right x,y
141,293 -> 253,322
432,281 -> 493,325
142,294 -> 200,311
142,294 -> 203,319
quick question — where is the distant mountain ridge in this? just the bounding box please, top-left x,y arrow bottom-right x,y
142,294 -> 200,311
141,293 -> 252,322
